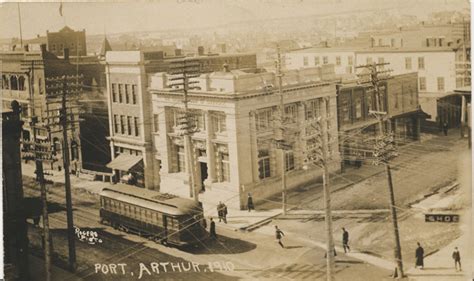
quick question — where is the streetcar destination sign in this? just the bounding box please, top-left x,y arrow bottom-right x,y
425,214 -> 459,223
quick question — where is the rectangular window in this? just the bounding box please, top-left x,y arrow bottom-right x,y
303,56 -> 308,66
177,146 -> 186,172
120,115 -> 125,134
212,113 -> 226,133
305,99 -> 319,120
127,116 -> 132,135
132,85 -> 137,104
258,149 -> 271,179
118,84 -> 123,103
366,57 -> 373,64
153,114 -> 159,133
335,56 -> 341,66
391,38 -> 395,47
323,56 -> 328,64
125,84 -> 130,104
112,84 -> 117,102
405,57 -> 412,70
284,103 -> 298,123
419,77 -> 426,91
348,56 -> 353,66
378,57 -> 384,64
220,153 -> 230,182
314,57 -> 320,66
437,77 -> 445,91
134,117 -> 139,136
355,98 -> 362,118
113,115 -> 118,134
418,57 -> 425,69
285,151 -> 295,171
378,38 -> 383,46
256,108 -> 273,131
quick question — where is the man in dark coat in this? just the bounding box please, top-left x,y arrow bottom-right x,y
275,225 -> 285,248
222,203 -> 228,224
247,193 -> 254,212
452,247 -> 461,271
209,217 -> 217,240
415,242 -> 424,269
443,122 -> 449,136
217,202 -> 224,222
342,227 -> 350,253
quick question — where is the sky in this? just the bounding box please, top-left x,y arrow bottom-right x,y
0,0 -> 470,39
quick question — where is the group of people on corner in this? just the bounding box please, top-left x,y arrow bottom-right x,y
415,242 -> 462,272
206,193 -> 255,240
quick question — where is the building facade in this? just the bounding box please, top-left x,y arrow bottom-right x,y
1,46 -> 83,175
337,72 -> 426,168
104,50 -> 258,190
149,65 -> 340,209
47,26 -> 87,57
285,47 -> 356,76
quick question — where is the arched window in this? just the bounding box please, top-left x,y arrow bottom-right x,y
18,76 -> 26,91
2,75 -> 9,89
10,75 -> 18,90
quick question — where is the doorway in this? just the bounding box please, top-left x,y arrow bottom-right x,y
200,162 -> 208,191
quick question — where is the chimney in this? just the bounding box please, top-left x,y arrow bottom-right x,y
24,45 -> 29,52
64,48 -> 69,61
223,63 -> 230,72
37,34 -> 40,38
198,46 -> 204,56
40,44 -> 47,54
175,49 -> 182,56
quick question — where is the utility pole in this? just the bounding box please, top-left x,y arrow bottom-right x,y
357,62 -> 404,278
44,74 -> 83,272
30,117 -> 53,281
275,45 -> 290,215
305,103 -> 335,281
61,75 -> 77,272
168,58 -> 201,202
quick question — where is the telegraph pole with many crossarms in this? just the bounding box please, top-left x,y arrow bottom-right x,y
168,58 -> 201,202
356,62 -> 404,278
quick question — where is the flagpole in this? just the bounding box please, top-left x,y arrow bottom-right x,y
17,3 -> 23,48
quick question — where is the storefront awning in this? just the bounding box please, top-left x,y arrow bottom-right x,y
106,154 -> 143,171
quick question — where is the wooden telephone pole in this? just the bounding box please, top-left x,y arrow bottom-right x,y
168,58 -> 201,202
274,45 -> 291,215
357,62 -> 404,278
305,101 -> 335,281
44,74 -> 83,272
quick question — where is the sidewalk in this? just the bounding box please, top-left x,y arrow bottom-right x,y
21,161 -> 280,232
28,254 -> 81,281
405,233 -> 471,281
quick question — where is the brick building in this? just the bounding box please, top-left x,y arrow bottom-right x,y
149,65 -> 340,209
1,45 -> 82,175
47,26 -> 87,57
337,72 -> 428,168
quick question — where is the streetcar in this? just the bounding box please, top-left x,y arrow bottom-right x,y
99,184 -> 207,247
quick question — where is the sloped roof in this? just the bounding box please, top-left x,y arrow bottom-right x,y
100,37 -> 112,56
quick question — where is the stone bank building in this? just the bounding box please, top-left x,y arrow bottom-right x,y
149,65 -> 340,209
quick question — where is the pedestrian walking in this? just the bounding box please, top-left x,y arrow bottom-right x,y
275,225 -> 285,248
209,217 -> 217,239
443,122 -> 449,136
452,247 -> 462,271
415,242 -> 424,269
217,202 -> 224,222
222,203 -> 228,224
342,227 -> 350,253
247,193 -> 254,212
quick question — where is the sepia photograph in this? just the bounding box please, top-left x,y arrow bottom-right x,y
0,0 -> 472,280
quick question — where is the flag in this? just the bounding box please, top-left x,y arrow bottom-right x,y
59,2 -> 63,17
